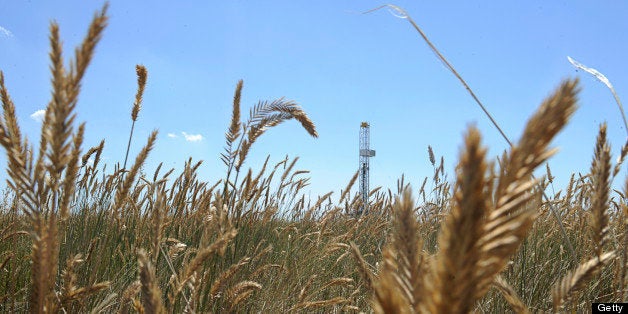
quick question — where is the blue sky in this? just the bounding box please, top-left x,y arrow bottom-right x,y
0,1 -> 627,200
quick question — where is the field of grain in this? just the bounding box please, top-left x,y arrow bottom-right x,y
1,5 -> 627,313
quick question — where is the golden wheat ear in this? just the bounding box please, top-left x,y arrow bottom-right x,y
221,79 -> 243,167
551,123 -> 614,310
492,275 -> 531,314
423,125 -> 489,314
371,188 -> 424,312
383,187 -> 425,311
59,253 -> 110,311
552,251 -> 615,311
349,242 -> 374,293
138,249 -> 166,314
117,281 -> 141,314
421,79 -> 579,313
123,64 -> 148,170
589,123 -> 611,258
475,78 -> 579,286
372,250 -> 413,314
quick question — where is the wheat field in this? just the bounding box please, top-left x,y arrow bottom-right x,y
0,5 -> 627,313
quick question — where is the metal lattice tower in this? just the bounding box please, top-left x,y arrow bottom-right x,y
359,122 -> 375,214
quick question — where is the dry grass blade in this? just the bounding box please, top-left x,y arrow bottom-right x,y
493,275 -> 531,314
567,56 -> 628,134
364,4 -> 512,147
424,126 -> 489,314
590,123 -> 611,258
552,251 -> 615,311
138,249 -> 165,314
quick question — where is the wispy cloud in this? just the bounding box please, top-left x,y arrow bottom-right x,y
85,157 -> 94,167
30,109 -> 46,122
182,132 -> 203,142
0,26 -> 13,38
167,133 -> 177,138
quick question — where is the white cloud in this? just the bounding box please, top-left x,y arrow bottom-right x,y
181,132 -> 203,142
30,109 -> 46,122
0,26 -> 13,38
85,157 -> 94,167
167,133 -> 177,138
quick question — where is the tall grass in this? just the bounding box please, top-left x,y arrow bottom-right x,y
0,4 -> 627,313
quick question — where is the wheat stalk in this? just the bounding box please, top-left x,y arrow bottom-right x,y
590,123 -> 611,259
